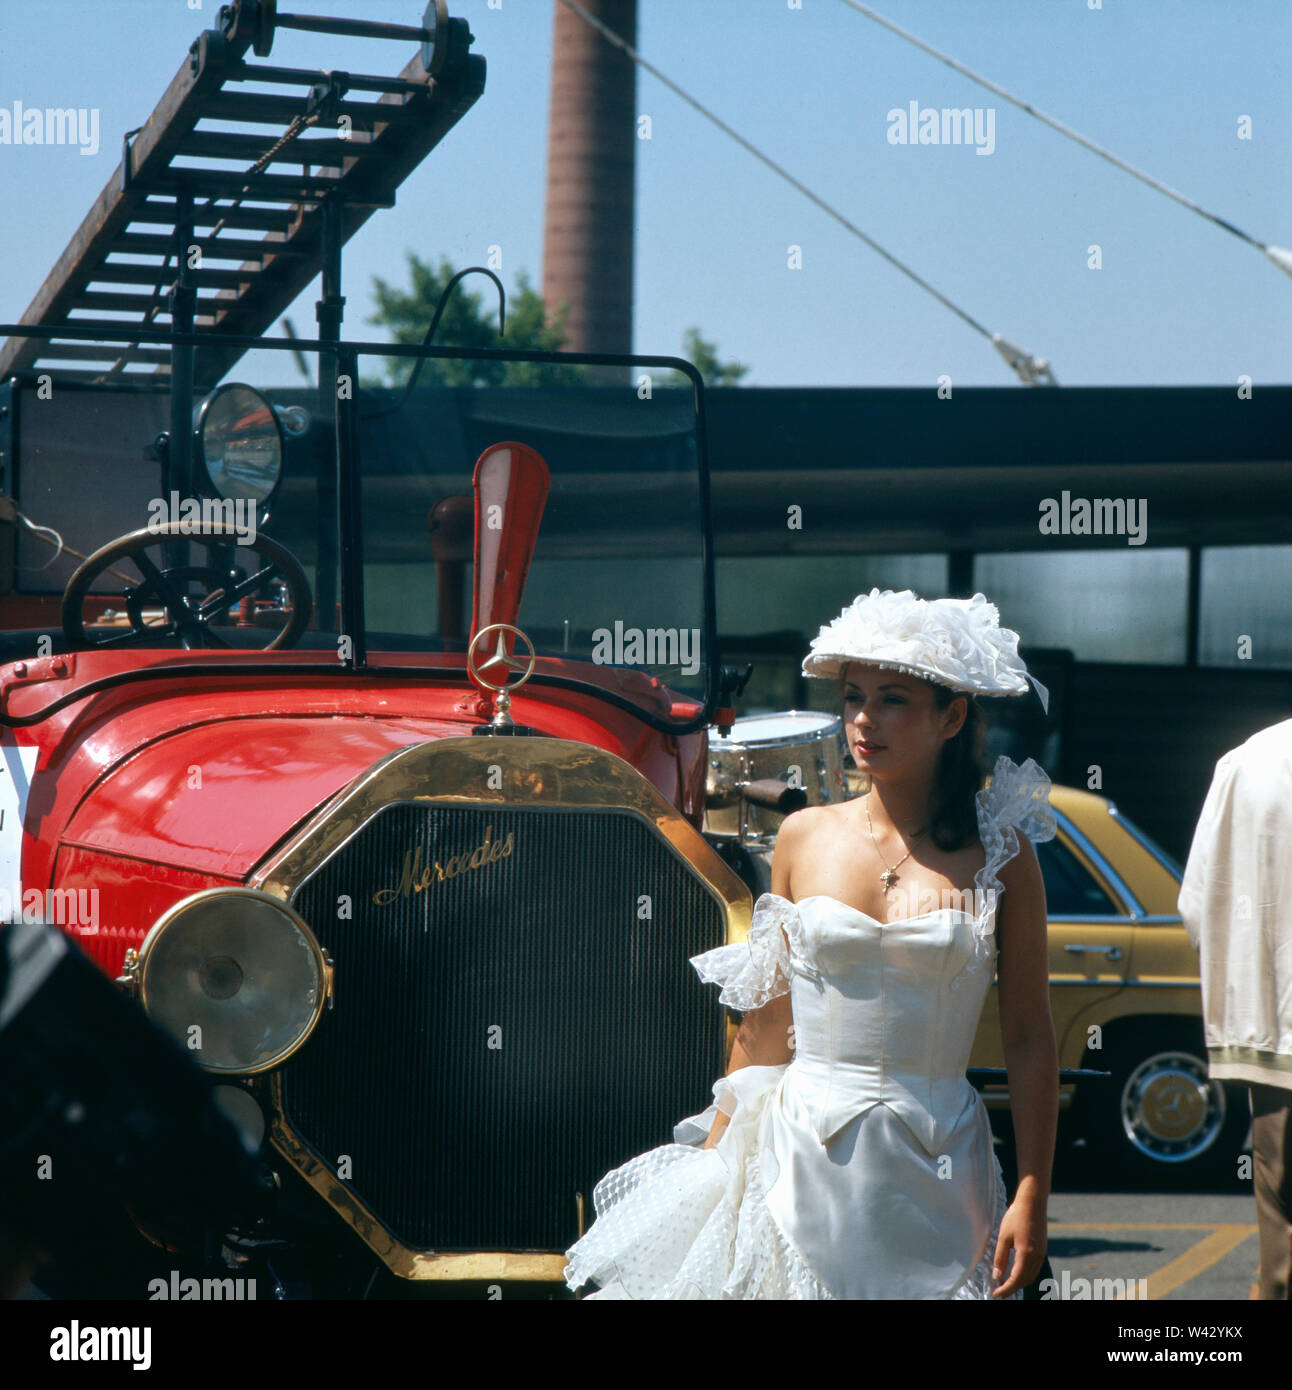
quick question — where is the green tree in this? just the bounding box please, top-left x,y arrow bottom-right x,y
367,252 -> 582,387
367,252 -> 751,388
680,327 -> 749,387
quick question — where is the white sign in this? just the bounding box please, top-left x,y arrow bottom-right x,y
0,738 -> 39,901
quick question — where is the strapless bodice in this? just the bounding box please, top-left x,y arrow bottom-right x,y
781,896 -> 994,1152
689,757 -> 1057,1157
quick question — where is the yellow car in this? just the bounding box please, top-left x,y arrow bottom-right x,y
969,783 -> 1246,1181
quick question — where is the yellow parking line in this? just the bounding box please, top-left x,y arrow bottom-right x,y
1140,1226 -> 1257,1300
1047,1222 -> 1259,1300
1049,1222 -> 1241,1231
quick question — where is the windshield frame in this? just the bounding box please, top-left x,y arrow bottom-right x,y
0,323 -> 720,735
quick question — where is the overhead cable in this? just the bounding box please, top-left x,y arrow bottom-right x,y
839,0 -> 1292,281
555,0 -> 1055,384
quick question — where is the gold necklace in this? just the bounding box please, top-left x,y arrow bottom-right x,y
864,797 -> 927,891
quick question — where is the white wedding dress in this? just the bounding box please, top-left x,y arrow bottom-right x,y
564,756 -> 1056,1300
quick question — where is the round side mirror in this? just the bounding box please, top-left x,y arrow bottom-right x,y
195,383 -> 285,508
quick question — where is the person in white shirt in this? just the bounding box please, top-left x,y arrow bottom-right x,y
1178,717 -> 1292,1300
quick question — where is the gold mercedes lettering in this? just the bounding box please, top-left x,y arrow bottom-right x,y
373,826 -> 515,905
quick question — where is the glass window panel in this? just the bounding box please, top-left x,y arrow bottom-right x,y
717,553 -> 947,634
716,554 -> 947,714
1199,545 -> 1292,669
1037,837 -> 1118,916
974,550 -> 1188,664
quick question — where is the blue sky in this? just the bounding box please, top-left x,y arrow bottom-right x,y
1,0 -> 1289,387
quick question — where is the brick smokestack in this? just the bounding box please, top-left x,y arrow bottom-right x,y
542,0 -> 637,359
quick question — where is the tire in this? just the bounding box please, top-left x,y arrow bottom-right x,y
1078,1021 -> 1249,1184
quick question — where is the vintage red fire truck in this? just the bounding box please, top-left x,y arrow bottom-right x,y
0,0 -> 785,1298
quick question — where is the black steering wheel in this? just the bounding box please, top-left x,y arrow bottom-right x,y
61,522 -> 313,651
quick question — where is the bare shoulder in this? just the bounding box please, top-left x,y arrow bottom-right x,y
997,833 -> 1042,891
769,803 -> 835,895
774,801 -> 846,854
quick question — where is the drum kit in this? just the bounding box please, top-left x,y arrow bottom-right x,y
704,712 -> 857,876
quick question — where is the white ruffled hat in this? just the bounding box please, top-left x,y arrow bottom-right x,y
802,588 -> 1049,715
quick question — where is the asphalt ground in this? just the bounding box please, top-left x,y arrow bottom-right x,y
11,1185 -> 1265,1302
1011,1131 -> 1264,1302
1045,1189 -> 1258,1301
8,1127 -> 1273,1304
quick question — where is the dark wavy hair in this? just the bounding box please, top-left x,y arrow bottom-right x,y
843,672 -> 989,852
926,683 -> 990,852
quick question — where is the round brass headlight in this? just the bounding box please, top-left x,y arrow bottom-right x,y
135,888 -> 332,1074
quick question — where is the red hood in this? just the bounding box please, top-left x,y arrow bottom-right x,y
61,714 -> 472,878
13,663 -> 700,892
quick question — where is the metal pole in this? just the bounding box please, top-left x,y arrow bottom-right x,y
168,192 -> 196,571
336,346 -> 366,670
947,549 -> 974,598
314,194 -> 344,633
274,13 -> 429,44
1185,545 -> 1201,668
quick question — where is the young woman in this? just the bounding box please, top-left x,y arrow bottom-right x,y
564,588 -> 1059,1299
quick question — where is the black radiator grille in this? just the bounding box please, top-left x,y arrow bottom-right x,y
282,802 -> 728,1253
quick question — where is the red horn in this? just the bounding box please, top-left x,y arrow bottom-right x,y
469,442 -> 551,692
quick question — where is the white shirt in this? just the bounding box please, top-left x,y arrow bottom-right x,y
1178,718 -> 1292,1090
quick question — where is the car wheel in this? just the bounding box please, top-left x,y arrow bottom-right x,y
1081,1024 -> 1249,1183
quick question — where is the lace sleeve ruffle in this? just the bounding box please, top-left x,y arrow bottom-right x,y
974,754 -> 1057,920
689,893 -> 796,1011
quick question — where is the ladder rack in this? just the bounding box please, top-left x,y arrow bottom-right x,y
0,0 -> 484,390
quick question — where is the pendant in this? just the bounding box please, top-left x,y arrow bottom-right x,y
880,868 -> 899,890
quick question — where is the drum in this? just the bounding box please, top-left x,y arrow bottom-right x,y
704,710 -> 850,845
